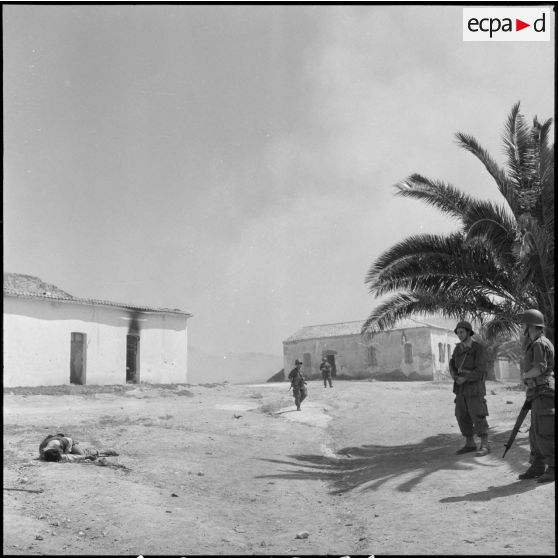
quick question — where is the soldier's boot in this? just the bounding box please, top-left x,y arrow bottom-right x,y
456,436 -> 476,454
518,463 -> 546,480
536,466 -> 555,483
476,435 -> 490,456
296,405 -> 301,411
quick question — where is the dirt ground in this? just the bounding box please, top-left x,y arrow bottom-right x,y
3,379 -> 555,556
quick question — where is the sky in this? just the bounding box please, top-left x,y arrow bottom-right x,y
3,5 -> 555,357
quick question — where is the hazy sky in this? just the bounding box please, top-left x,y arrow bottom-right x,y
3,5 -> 554,356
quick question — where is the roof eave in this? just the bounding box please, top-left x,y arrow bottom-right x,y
284,324 -> 455,343
4,291 -> 192,318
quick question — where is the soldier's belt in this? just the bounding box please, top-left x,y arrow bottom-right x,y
534,376 -> 551,386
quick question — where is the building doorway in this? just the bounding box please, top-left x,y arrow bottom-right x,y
70,332 -> 87,385
126,334 -> 140,383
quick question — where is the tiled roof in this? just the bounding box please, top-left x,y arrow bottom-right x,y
283,316 -> 456,343
4,273 -> 191,317
3,272 -> 73,298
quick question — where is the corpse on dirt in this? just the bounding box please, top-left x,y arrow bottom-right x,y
39,433 -> 118,463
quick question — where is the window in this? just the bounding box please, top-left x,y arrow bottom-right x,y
447,344 -> 452,363
368,346 -> 378,366
438,342 -> 445,363
303,353 -> 311,368
404,343 -> 413,364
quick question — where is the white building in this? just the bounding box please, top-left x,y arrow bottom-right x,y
283,317 -> 460,381
3,273 -> 192,387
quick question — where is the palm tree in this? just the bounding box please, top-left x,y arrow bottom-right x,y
363,103 -> 554,344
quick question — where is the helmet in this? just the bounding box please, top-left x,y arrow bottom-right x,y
454,321 -> 475,336
521,309 -> 545,327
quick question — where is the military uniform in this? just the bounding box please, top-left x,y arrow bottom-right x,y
288,367 -> 307,410
320,360 -> 333,388
449,341 -> 489,443
521,332 -> 555,477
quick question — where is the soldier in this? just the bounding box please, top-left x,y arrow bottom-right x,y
288,359 -> 308,411
320,356 -> 333,388
517,309 -> 555,483
449,321 -> 490,456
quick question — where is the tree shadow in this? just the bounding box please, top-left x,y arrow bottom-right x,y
257,430 -> 535,496
439,480 -> 536,503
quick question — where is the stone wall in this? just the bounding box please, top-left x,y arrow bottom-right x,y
284,327 -> 459,381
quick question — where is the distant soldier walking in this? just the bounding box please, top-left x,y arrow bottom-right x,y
449,321 -> 490,456
320,356 -> 333,388
517,309 -> 555,483
288,359 -> 308,411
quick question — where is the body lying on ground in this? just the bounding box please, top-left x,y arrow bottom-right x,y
39,433 -> 118,463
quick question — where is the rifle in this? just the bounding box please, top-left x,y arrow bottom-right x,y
502,400 -> 531,458
4,487 -> 44,493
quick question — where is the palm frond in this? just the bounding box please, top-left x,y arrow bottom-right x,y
365,232 -> 465,283
364,104 -> 554,346
482,317 -> 522,342
366,232 -> 521,304
394,174 -> 477,222
503,102 -> 532,193
455,132 -> 520,213
541,169 -> 555,233
362,292 -> 496,334
463,201 -> 518,266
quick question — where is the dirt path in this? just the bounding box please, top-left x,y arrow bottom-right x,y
3,381 -> 555,555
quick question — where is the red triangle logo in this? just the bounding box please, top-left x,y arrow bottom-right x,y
516,19 -> 530,31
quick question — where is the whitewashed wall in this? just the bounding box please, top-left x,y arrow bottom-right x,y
431,330 -> 460,381
368,328 -> 436,379
283,335 -> 369,379
3,296 -> 188,387
283,327 -> 459,381
494,358 -> 521,381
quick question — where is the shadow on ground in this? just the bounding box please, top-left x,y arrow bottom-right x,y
258,430 -> 535,497
439,480 -> 539,503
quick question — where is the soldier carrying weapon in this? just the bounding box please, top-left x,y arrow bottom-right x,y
288,359 -> 308,411
512,309 -> 555,483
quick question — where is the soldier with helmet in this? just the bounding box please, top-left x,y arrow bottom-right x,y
517,309 -> 555,483
449,320 -> 490,456
288,359 -> 308,411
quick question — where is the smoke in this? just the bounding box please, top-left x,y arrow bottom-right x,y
128,310 -> 142,335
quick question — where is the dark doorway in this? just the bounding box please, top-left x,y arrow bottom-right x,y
404,343 -> 414,364
126,334 -> 140,383
326,354 -> 337,377
70,332 -> 87,385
